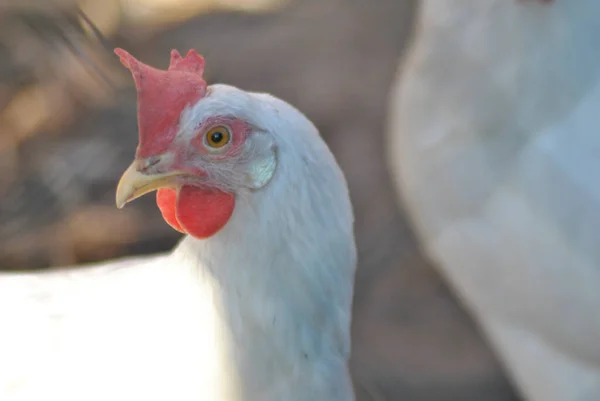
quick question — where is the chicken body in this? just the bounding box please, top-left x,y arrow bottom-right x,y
387,1 -> 600,400
0,81 -> 356,401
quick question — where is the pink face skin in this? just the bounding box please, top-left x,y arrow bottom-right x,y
190,117 -> 251,160
154,116 -> 252,238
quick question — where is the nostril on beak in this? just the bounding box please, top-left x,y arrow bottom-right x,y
138,156 -> 161,172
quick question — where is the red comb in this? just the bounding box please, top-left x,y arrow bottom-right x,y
114,48 -> 208,158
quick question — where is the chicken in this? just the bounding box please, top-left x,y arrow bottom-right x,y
0,48 -> 357,401
387,1 -> 600,401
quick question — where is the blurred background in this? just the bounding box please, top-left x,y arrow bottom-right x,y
0,0 -> 521,399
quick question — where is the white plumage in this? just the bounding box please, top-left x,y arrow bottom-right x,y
387,1 -> 600,400
0,84 -> 357,401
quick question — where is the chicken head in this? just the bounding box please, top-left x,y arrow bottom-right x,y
114,49 -> 277,239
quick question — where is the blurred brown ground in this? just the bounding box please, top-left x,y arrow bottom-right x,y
0,0 -> 521,399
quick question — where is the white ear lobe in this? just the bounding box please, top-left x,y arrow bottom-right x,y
244,131 -> 277,190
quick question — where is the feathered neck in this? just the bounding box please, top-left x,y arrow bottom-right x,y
165,101 -> 357,399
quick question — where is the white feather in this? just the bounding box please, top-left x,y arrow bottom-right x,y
0,85 -> 357,401
387,1 -> 600,400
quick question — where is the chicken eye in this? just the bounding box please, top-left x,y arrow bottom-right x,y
205,126 -> 231,149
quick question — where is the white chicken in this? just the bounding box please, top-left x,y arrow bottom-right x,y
387,1 -> 600,400
0,48 -> 357,401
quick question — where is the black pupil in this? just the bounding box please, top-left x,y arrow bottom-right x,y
210,131 -> 224,144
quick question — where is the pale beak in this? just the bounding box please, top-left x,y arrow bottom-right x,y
115,161 -> 184,209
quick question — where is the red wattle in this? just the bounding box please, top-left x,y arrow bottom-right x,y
176,186 -> 235,239
156,188 -> 185,233
155,186 -> 235,239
